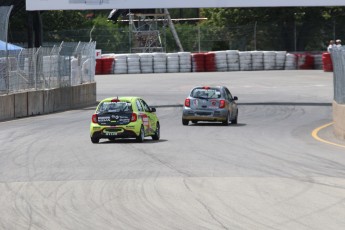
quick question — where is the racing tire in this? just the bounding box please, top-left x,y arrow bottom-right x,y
152,123 -> 160,141
136,125 -> 145,143
222,113 -> 230,126
182,119 -> 189,126
91,137 -> 99,144
231,110 -> 238,124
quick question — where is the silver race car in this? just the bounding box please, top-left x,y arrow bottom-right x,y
182,86 -> 238,126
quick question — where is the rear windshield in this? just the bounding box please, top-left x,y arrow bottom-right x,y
97,101 -> 132,113
191,88 -> 221,99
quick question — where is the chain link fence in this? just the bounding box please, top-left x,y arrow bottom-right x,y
15,20 -> 339,54
0,6 -> 13,93
0,41 -> 96,95
330,47 -> 345,104
39,25 -> 260,54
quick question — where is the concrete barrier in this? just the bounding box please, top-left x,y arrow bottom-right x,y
28,90 -> 44,116
333,100 -> 345,140
54,87 -> 72,111
43,89 -> 55,114
72,83 -> 97,108
0,82 -> 96,122
0,94 -> 14,121
14,92 -> 28,118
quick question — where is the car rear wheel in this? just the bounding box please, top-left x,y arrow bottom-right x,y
222,113 -> 230,126
136,125 -> 145,142
231,110 -> 238,124
91,137 -> 99,144
182,119 -> 189,126
152,123 -> 160,140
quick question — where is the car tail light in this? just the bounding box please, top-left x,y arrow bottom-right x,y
131,113 -> 137,122
219,100 -> 225,108
185,98 -> 190,107
92,114 -> 98,123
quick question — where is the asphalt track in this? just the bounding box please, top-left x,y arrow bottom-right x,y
0,70 -> 345,230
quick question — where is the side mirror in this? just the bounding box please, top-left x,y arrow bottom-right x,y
233,96 -> 238,101
150,107 -> 156,112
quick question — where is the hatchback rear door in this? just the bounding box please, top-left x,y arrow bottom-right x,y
96,101 -> 132,126
190,87 -> 222,110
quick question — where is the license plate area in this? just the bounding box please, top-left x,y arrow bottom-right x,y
196,111 -> 213,116
103,128 -> 122,136
105,132 -> 117,136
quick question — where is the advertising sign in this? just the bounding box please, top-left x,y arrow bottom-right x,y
26,0 -> 345,11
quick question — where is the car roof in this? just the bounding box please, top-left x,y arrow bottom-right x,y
192,86 -> 223,89
99,96 -> 140,103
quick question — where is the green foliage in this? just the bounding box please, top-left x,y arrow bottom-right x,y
90,16 -> 130,53
201,7 -> 345,51
42,10 -> 92,31
164,24 -> 198,52
42,11 -> 92,42
168,9 -> 200,19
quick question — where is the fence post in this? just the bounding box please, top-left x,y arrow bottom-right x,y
34,47 -> 41,90
198,26 -> 201,52
254,21 -> 257,50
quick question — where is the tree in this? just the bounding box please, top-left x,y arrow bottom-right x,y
200,7 -> 345,51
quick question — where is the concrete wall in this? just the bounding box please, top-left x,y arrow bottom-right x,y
333,100 -> 345,140
28,90 -> 44,116
0,82 -> 96,122
14,92 -> 28,118
0,94 -> 14,120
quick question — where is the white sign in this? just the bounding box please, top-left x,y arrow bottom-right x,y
95,49 -> 102,59
26,0 -> 345,11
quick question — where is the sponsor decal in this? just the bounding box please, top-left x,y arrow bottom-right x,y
98,116 -> 110,122
209,99 -> 218,108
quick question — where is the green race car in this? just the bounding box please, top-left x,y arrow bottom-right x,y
90,96 -> 160,143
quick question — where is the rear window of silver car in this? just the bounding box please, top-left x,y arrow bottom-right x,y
191,88 -> 221,99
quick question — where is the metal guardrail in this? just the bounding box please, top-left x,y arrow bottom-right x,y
330,47 -> 345,104
0,41 -> 96,94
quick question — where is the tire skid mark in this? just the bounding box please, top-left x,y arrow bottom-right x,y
183,178 -> 281,230
183,178 -> 230,230
274,197 -> 345,228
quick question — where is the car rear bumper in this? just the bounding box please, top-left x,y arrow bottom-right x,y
182,108 -> 227,121
90,125 -> 139,139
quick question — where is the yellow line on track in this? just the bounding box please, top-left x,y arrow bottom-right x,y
312,122 -> 345,149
